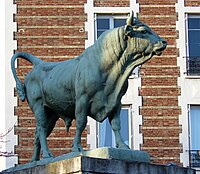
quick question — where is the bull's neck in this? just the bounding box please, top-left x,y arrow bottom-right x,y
98,27 -> 129,74
100,36 -> 137,104
88,27 -> 138,105
103,49 -> 136,97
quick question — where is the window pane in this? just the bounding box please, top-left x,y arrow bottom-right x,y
97,18 -> 109,38
189,18 -> 200,29
99,108 -> 129,147
188,30 -> 200,57
96,17 -> 126,38
187,16 -> 200,75
114,19 -> 126,28
97,30 -> 106,38
120,108 -> 129,145
190,106 -> 200,150
99,119 -> 113,147
97,19 -> 109,29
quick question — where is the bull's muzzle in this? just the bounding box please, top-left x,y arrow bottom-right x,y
154,40 -> 167,56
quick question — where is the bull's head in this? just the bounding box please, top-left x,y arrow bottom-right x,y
124,12 -> 167,65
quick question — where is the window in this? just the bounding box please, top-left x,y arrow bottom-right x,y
98,107 -> 132,148
189,105 -> 200,167
186,15 -> 200,75
96,15 -> 127,39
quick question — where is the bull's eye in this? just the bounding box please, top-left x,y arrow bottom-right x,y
141,30 -> 147,34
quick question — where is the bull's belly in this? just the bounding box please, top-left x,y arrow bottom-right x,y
45,97 -> 75,116
89,96 -> 117,123
90,109 -> 109,123
41,60 -> 76,108
42,84 -> 75,117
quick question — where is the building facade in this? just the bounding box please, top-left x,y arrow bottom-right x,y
2,0 -> 200,172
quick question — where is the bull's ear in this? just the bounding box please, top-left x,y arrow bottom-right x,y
124,25 -> 133,37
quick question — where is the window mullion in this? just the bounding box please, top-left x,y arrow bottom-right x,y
110,17 -> 114,29
94,13 -> 97,41
188,105 -> 191,142
185,13 -> 189,57
129,106 -> 133,148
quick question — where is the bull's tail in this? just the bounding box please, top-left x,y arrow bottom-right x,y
11,52 -> 43,101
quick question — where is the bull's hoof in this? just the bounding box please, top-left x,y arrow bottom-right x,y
30,157 -> 40,162
42,151 -> 54,159
31,153 -> 40,162
72,144 -> 84,153
117,143 -> 130,149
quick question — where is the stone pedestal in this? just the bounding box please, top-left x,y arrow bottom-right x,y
0,148 -> 196,174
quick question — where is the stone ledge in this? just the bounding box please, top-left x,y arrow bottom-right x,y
1,156 -> 196,174
0,148 -> 196,174
85,147 -> 150,163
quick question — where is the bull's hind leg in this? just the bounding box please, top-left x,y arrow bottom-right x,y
46,110 -> 59,138
44,108 -> 59,155
109,104 -> 130,149
26,81 -> 54,160
31,100 -> 54,159
31,109 -> 58,161
65,117 -> 73,132
31,127 -> 41,161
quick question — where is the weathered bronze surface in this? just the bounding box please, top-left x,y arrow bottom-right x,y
11,12 -> 167,161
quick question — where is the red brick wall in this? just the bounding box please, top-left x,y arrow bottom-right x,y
185,0 -> 200,6
94,0 -> 130,7
14,0 -> 87,164
138,0 -> 181,165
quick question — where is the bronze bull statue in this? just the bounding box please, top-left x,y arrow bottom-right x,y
11,12 -> 167,161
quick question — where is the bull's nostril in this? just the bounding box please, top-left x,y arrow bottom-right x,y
161,40 -> 167,45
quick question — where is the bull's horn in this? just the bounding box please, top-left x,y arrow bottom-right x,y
126,11 -> 134,25
133,17 -> 139,25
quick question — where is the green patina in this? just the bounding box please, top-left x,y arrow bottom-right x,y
11,12 -> 167,162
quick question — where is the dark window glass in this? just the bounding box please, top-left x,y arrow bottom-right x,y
97,19 -> 109,29
187,16 -> 200,75
188,18 -> 200,29
96,17 -> 126,38
189,106 -> 200,167
114,19 -> 126,28
97,19 -> 109,38
190,106 -> 200,150
188,30 -> 200,57
99,108 -> 129,147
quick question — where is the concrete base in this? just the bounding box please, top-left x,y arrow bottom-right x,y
0,148 -> 196,174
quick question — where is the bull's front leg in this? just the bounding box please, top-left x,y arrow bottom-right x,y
72,96 -> 88,152
109,104 -> 130,149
